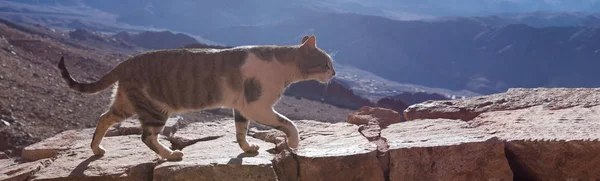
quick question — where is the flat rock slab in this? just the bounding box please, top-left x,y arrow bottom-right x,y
21,125 -> 135,162
154,121 -> 277,181
347,106 -> 403,128
404,88 -> 600,121
382,119 -> 513,181
251,120 -> 384,181
169,120 -> 232,149
21,129 -> 94,161
117,116 -> 182,137
401,88 -> 600,180
471,105 -> 600,180
1,159 -> 51,181
31,135 -> 170,181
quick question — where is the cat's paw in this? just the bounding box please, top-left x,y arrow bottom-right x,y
166,150 -> 184,161
92,145 -> 106,156
287,137 -> 299,150
242,143 -> 260,153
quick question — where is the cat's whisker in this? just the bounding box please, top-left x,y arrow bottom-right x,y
321,81 -> 330,102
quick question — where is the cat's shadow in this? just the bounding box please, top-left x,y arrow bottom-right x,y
226,152 -> 259,165
69,155 -> 102,177
68,151 -> 259,174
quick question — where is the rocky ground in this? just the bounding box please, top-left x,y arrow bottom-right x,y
2,88 -> 599,181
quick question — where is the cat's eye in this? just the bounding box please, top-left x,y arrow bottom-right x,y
325,64 -> 330,70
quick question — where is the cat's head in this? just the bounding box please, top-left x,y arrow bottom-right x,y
295,35 -> 336,83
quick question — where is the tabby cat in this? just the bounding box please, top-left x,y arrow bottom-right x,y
58,35 -> 335,161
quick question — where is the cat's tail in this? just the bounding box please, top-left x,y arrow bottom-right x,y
58,56 -> 120,94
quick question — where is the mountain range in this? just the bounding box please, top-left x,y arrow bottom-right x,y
204,13 -> 600,94
7,0 -> 600,33
2,0 -> 600,96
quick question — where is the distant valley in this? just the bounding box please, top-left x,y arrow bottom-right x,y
3,0 -> 600,97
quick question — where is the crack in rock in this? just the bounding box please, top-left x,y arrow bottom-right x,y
250,120 -> 384,181
358,122 -> 390,181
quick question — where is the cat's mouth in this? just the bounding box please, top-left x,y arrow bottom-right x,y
317,73 -> 335,83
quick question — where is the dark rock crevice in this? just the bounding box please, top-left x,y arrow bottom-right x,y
349,106 -> 399,181
504,145 -> 534,181
271,150 -> 301,181
247,128 -> 297,181
357,124 -> 390,181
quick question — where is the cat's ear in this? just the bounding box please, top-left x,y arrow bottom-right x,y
301,35 -> 310,44
301,35 -> 317,50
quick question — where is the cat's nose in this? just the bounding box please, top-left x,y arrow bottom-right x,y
332,70 -> 336,76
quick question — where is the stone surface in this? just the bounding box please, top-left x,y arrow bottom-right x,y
383,119 -> 513,181
154,132 -> 277,181
31,135 -> 170,181
402,88 -> 600,180
404,88 -> 600,121
251,120 -> 384,181
1,159 -> 50,181
8,87 -> 600,181
21,123 -> 147,162
21,128 -> 94,161
295,120 -> 383,181
472,105 -> 600,180
347,106 -> 402,127
169,120 -> 231,149
117,116 -> 182,137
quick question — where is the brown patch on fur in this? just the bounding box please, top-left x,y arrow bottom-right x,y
244,77 -> 262,103
233,109 -> 248,123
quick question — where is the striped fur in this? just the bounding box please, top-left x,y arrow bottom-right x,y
58,35 -> 335,161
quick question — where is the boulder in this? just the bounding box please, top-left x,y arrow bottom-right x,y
31,135 -> 170,181
117,116 -> 182,137
154,127 -> 277,181
1,159 -> 51,181
347,106 -> 402,127
382,119 -> 513,181
0,151 -> 7,159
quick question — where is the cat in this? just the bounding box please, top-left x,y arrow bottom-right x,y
57,35 -> 335,161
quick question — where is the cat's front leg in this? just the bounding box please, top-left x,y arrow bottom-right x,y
233,109 -> 260,152
243,108 -> 300,150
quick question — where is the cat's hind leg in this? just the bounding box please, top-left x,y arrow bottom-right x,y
90,87 -> 133,156
233,109 -> 260,152
140,121 -> 183,161
126,88 -> 183,161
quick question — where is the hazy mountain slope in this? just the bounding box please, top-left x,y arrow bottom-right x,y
205,13 -> 600,94
7,0 -> 600,34
431,12 -> 600,27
